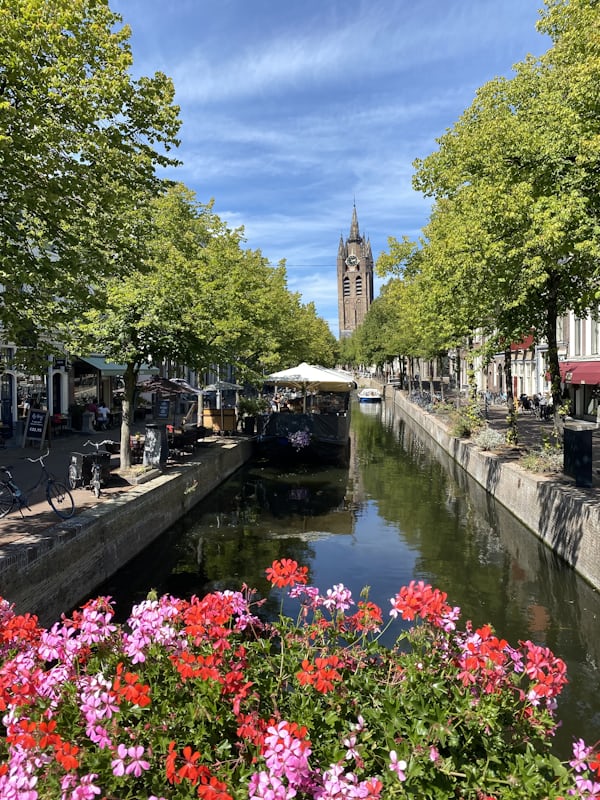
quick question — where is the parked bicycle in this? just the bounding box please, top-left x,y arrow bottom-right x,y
0,450 -> 75,520
68,440 -> 115,498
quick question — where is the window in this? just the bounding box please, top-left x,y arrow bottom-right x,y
355,276 -> 362,296
343,276 -> 350,297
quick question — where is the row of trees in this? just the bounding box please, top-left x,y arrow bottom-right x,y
1,0 -> 337,466
342,0 -> 600,439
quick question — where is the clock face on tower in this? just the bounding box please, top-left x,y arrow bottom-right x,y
345,254 -> 359,268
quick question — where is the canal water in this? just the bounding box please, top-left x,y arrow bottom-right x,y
93,400 -> 600,759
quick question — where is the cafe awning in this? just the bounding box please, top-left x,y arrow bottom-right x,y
559,360 -> 600,385
77,356 -> 159,376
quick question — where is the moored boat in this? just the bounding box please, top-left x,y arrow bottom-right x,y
357,387 -> 382,403
257,363 -> 356,464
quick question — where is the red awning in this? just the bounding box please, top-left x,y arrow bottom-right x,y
510,334 -> 535,352
559,360 -> 600,385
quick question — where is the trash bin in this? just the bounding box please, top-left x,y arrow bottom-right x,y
563,421 -> 596,488
82,411 -> 95,433
143,423 -> 168,468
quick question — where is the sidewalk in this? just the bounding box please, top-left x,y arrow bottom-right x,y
0,421 -> 222,545
482,402 -> 600,489
0,425 -> 131,544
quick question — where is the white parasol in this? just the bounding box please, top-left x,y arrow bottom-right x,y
264,363 -> 356,411
265,363 -> 356,392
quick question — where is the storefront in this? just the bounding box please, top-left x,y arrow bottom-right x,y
559,360 -> 600,421
72,356 -> 159,426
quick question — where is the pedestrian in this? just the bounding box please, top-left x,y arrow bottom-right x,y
96,402 -> 109,431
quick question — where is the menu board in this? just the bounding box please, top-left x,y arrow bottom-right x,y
156,399 -> 171,419
23,409 -> 49,449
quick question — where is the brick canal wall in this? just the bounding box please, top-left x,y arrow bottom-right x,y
389,389 -> 600,593
0,439 -> 254,626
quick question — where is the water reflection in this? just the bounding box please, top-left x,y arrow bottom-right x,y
92,398 -> 600,758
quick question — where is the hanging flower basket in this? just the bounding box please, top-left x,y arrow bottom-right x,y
288,429 -> 311,451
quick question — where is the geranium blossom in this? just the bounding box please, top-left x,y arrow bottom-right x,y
389,750 -> 407,781
321,584 -> 353,613
266,559 -> 309,588
0,568 -> 591,800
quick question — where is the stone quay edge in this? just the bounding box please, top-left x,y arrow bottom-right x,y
389,388 -> 600,593
0,438 -> 253,626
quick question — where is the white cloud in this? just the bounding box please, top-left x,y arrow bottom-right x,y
115,0 -> 546,335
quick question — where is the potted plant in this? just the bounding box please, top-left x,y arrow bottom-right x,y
238,396 -> 269,434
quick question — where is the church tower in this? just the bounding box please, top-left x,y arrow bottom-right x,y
337,205 -> 374,338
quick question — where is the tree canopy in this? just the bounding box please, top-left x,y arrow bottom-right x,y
369,0 -> 600,416
0,0 -> 181,350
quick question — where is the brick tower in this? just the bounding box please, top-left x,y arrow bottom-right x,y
337,205 -> 374,338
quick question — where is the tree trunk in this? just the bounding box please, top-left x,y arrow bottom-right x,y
543,283 -> 564,440
455,350 -> 461,409
119,363 -> 139,471
465,336 -> 480,426
504,347 -> 518,445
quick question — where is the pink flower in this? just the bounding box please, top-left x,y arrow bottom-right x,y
125,744 -> 150,777
571,738 -> 592,773
66,773 -> 101,799
389,750 -> 407,781
321,584 -> 354,613
111,743 -> 129,777
343,733 -> 359,760
111,743 -> 150,778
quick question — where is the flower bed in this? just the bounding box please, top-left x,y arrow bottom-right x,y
0,559 -> 598,799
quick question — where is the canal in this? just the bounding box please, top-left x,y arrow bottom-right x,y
93,399 -> 600,759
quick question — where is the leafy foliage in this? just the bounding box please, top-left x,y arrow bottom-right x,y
0,0 -> 181,350
1,562 -> 597,799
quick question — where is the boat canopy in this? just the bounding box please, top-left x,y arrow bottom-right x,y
265,363 -> 356,393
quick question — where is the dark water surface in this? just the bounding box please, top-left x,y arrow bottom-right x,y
93,400 -> 600,759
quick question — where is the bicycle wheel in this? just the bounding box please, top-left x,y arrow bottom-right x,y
47,481 -> 75,519
0,484 -> 14,518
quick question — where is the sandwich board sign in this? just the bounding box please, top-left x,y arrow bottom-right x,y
23,409 -> 49,449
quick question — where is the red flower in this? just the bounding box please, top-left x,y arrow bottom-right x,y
347,601 -> 383,632
54,740 -> 80,771
113,667 -> 151,707
297,655 -> 342,694
265,559 -> 308,588
197,774 -> 233,799
390,580 -> 451,626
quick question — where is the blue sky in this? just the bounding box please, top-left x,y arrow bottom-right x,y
111,0 -> 549,336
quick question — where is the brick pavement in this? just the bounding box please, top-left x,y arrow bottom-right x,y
0,421 -> 222,544
0,425 -> 135,544
482,402 -> 600,489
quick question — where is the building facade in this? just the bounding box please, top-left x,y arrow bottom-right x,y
337,206 -> 374,338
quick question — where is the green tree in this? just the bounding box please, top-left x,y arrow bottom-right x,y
408,0 -> 600,430
0,0 -> 180,353
69,184 -> 230,468
70,183 -> 336,467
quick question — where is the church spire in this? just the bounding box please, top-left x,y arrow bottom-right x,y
348,204 -> 361,243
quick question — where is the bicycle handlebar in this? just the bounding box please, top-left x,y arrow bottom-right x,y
26,449 -> 50,464
83,440 -> 117,449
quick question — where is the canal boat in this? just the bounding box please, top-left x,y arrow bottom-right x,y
257,362 -> 356,464
357,387 -> 382,404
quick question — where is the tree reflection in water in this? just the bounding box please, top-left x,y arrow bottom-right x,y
90,399 -> 600,758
